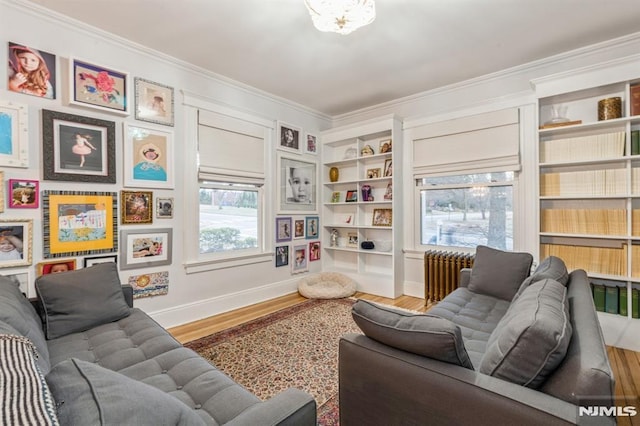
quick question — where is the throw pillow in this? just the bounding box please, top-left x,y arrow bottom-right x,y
352,300 -> 474,370
46,358 -> 207,426
35,263 -> 131,340
467,245 -> 533,301
513,256 -> 569,301
479,279 -> 572,388
0,334 -> 59,425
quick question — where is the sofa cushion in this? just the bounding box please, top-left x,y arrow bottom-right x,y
35,263 -> 131,340
467,245 -> 533,301
479,279 -> 572,388
46,358 -> 207,426
352,300 -> 474,370
0,334 -> 58,425
513,256 -> 569,301
0,276 -> 51,373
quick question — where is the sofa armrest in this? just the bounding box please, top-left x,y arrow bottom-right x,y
339,333 -> 602,426
225,388 -> 316,426
121,285 -> 134,308
459,268 -> 471,288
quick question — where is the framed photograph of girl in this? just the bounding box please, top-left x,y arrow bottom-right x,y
8,179 -> 39,209
7,42 -> 56,99
0,219 -> 33,269
277,121 -> 302,154
276,217 -> 292,243
134,77 -> 174,127
291,244 -> 308,274
275,245 -> 289,267
304,132 -> 318,155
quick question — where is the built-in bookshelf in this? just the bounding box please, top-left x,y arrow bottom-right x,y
532,54 -> 640,323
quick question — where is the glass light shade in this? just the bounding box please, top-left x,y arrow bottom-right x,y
304,0 -> 376,35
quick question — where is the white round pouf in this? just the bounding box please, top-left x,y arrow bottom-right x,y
298,272 -> 357,299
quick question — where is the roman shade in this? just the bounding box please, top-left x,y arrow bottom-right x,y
198,110 -> 266,184
412,108 -> 520,176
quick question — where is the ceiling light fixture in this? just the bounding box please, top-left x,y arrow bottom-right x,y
304,0 -> 376,35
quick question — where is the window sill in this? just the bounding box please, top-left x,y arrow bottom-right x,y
184,251 -> 272,274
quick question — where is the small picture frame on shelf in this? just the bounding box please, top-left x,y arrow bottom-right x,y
372,208 -> 392,227
384,159 -> 393,177
347,232 -> 358,248
384,182 -> 393,200
345,190 -> 358,202
379,139 -> 392,153
330,191 -> 341,203
366,168 -> 381,179
361,145 -> 374,156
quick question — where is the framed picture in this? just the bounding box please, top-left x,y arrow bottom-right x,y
37,258 -> 76,276
8,179 -> 38,208
305,216 -> 319,239
134,77 -> 174,126
309,241 -> 321,261
278,154 -> 317,213
0,219 -> 32,268
372,208 -> 393,227
384,159 -> 393,177
69,57 -> 128,115
123,123 -> 174,189
277,121 -> 302,153
331,191 -> 341,203
0,100 -> 29,168
128,271 -> 169,299
1,269 -> 31,297
42,191 -> 118,258
276,217 -> 292,243
0,172 -> 3,213
384,182 -> 393,200
120,228 -> 172,270
347,232 -> 358,248
275,245 -> 289,267
366,168 -> 381,179
42,109 -> 116,183
294,219 -> 305,239
345,190 -> 358,202
292,244 -> 308,274
121,190 -> 153,224
8,42 -> 56,99
84,254 -> 117,268
304,132 -> 317,155
379,139 -> 392,153
156,197 -> 174,218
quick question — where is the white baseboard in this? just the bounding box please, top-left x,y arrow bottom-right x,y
403,280 -> 424,299
149,278 -> 300,328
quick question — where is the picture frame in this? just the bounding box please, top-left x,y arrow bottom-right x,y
37,258 -> 76,276
305,216 -> 319,240
128,271 -> 169,299
277,121 -> 302,153
276,217 -> 292,243
120,228 -> 172,270
0,219 -> 32,268
331,191 -> 341,203
292,244 -> 308,274
8,179 -> 38,209
366,168 -> 381,179
379,139 -> 392,153
8,42 -> 56,99
42,191 -> 118,258
84,254 -> 117,268
69,57 -> 128,115
372,208 -> 393,227
384,158 -> 393,177
384,182 -> 393,200
347,232 -> 358,248
134,77 -> 174,126
345,190 -> 358,202
309,241 -> 321,261
156,197 -> 174,218
121,190 -> 153,224
0,172 -> 3,213
275,245 -> 289,267
123,123 -> 174,189
42,109 -> 116,183
278,153 -> 317,213
294,219 -> 305,239
0,269 -> 31,297
304,132 -> 318,155
0,100 -> 29,168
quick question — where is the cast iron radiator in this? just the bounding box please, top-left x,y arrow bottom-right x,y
424,250 -> 475,303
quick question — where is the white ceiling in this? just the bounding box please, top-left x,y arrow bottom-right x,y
28,0 -> 640,116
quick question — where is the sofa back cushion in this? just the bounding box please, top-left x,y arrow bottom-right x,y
35,263 -> 131,340
0,276 -> 50,373
467,245 -> 533,301
513,256 -> 569,302
352,300 -> 474,369
479,279 -> 572,388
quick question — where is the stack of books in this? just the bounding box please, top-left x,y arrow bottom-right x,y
540,132 -> 625,163
592,283 -> 639,318
540,208 -> 626,235
541,243 -> 627,276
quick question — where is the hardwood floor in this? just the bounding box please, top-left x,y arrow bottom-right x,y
168,293 -> 639,424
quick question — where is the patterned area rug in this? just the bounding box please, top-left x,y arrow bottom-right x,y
184,298 -> 360,425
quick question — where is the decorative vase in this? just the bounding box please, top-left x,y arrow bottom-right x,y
598,97 -> 622,121
329,167 -> 339,182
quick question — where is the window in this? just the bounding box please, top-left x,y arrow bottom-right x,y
417,172 -> 514,250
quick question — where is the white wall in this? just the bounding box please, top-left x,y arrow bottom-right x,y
1,0 -> 331,328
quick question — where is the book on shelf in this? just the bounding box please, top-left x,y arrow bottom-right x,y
593,284 -> 606,312
539,131 -> 625,163
605,285 -> 619,314
632,288 -> 639,319
631,84 -> 640,117
619,287 -> 628,316
632,130 -> 640,156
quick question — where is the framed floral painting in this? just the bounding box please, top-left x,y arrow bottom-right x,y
69,58 -> 128,115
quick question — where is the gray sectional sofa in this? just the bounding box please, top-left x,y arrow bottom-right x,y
340,246 -> 615,425
0,263 -> 316,425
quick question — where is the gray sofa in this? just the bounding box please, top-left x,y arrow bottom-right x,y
339,246 -> 615,425
0,263 -> 316,425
